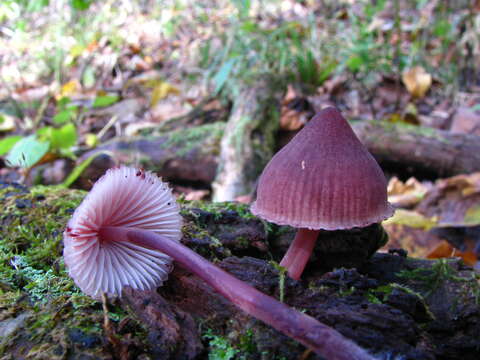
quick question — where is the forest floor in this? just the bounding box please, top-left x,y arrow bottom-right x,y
0,1 -> 480,359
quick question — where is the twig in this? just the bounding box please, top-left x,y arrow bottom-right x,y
33,94 -> 51,129
97,115 -> 119,140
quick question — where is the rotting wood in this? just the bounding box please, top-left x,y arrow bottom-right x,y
84,122 -> 225,185
0,185 -> 479,360
353,121 -> 480,178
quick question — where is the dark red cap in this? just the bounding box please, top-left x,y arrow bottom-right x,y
251,107 -> 394,230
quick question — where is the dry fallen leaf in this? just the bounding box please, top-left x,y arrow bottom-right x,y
387,176 -> 429,208
58,79 -> 81,99
383,209 -> 437,231
417,173 -> 480,226
402,66 -> 432,98
426,239 -> 477,267
150,81 -> 181,107
382,222 -> 442,258
279,85 -> 311,131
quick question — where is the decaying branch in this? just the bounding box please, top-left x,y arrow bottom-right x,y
353,121 -> 480,177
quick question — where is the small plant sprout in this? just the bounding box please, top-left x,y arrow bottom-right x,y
64,166 -> 375,360
251,107 -> 394,280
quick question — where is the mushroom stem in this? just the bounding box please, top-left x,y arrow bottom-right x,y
100,226 -> 374,360
279,228 -> 319,280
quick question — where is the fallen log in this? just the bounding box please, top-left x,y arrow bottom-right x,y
353,121 -> 480,178
86,122 -> 225,185
81,120 -> 480,191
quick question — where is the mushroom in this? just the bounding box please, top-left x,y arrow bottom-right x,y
251,107 -> 394,280
64,166 -> 375,360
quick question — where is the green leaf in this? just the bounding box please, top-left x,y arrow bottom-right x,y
37,123 -> 77,150
53,109 -> 75,124
240,20 -> 259,33
70,0 -> 92,11
5,135 -> 49,168
433,19 -> 451,37
346,56 -> 364,72
50,123 -> 77,150
0,135 -> 22,156
92,95 -> 119,108
318,62 -> 337,84
213,58 -> 237,93
57,96 -> 71,107
61,151 -> 113,188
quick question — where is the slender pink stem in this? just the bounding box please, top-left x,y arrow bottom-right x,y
100,226 -> 374,360
279,228 -> 319,280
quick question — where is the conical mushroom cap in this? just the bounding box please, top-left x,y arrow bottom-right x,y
251,107 -> 394,230
63,166 -> 182,298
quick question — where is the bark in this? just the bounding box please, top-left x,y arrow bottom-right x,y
353,121 -> 480,177
83,122 -> 225,186
212,77 -> 286,201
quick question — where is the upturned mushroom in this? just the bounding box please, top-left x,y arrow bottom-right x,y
251,107 -> 394,280
64,166 -> 375,360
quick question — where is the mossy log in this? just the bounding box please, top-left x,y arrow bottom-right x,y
85,122 -> 225,186
353,121 -> 480,178
2,183 -> 479,360
80,119 -> 480,192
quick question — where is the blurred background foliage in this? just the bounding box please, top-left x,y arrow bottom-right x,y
0,0 -> 479,176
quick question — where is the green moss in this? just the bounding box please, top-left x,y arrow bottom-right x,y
338,286 -> 356,297
397,259 -> 466,294
204,329 -> 239,360
396,258 -> 480,309
269,261 -> 287,302
160,122 -> 224,158
365,283 -> 435,320
0,184 -> 85,304
379,121 -> 449,143
0,184 -> 150,358
181,200 -> 256,221
203,328 -> 257,360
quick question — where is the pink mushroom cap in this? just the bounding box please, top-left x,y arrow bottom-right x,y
251,107 -> 394,230
63,166 -> 182,298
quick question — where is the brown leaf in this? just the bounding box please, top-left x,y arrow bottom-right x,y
402,66 -> 432,98
58,79 -> 81,99
150,81 -> 181,107
387,177 -> 429,208
382,222 -> 441,258
426,239 -> 478,267
416,173 -> 480,226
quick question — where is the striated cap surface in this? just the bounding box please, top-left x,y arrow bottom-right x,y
63,166 -> 182,298
251,107 -> 394,230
